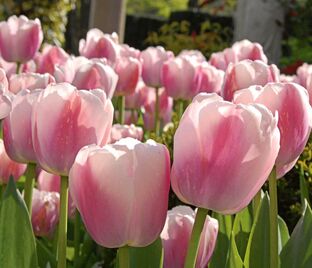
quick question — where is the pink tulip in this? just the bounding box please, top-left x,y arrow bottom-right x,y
36,45 -> 70,75
0,139 -> 27,183
125,80 -> 147,110
120,44 -> 140,59
178,50 -> 206,63
109,124 -> 143,144
193,62 -> 225,95
140,46 -> 174,87
171,93 -> 280,214
141,87 -> 173,131
295,63 -> 312,105
69,138 -> 170,248
0,68 -> 12,119
209,48 -> 237,71
114,110 -> 139,125
3,89 -> 40,163
0,15 -> 43,63
161,206 -> 218,268
37,169 -> 76,217
79,28 -> 120,63
162,56 -> 198,100
31,83 -> 114,175
9,72 -> 55,94
234,82 -> 312,177
114,56 -> 141,96
72,60 -> 118,98
280,74 -> 296,83
31,188 -> 60,237
222,59 -> 279,101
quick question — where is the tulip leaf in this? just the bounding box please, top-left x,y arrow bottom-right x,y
232,205 -> 253,260
0,178 -> 38,268
36,238 -> 57,268
280,200 -> 312,268
225,231 -> 244,268
127,238 -> 163,268
244,193 -> 270,268
209,213 -> 233,268
278,215 -> 289,253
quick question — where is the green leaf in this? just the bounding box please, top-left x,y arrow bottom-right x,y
244,193 -> 270,268
278,215 -> 289,253
280,200 -> 312,268
232,205 -> 253,260
209,213 -> 233,268
118,238 -> 163,268
225,231 -> 244,268
0,178 -> 38,268
36,238 -> 56,268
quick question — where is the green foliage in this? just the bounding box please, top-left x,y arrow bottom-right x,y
127,0 -> 188,18
145,20 -> 231,58
0,0 -> 76,46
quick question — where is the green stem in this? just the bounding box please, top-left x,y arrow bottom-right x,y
184,207 -> 208,268
118,95 -> 125,125
177,99 -> 184,120
74,212 -> 81,268
16,62 -> 22,74
118,246 -> 130,268
252,190 -> 261,219
57,176 -> 69,268
299,164 -> 310,211
24,163 -> 36,215
0,183 -> 6,200
154,87 -> 160,136
269,166 -> 278,268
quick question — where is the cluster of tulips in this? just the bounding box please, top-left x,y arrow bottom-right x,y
0,14 -> 312,268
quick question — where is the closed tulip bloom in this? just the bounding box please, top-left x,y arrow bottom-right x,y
125,80 -> 148,110
178,50 -> 206,63
162,56 -> 198,100
3,89 -> 40,163
0,15 -> 43,63
79,28 -> 120,63
9,72 -> 55,94
0,68 -> 12,119
109,124 -> 143,144
222,60 -> 279,101
171,93 -> 280,214
69,138 -> 171,248
161,206 -> 218,268
0,139 -> 27,183
72,60 -> 118,98
234,83 -> 312,177
37,169 -> 76,217
295,63 -> 312,105
194,62 -> 225,95
32,83 -> 114,175
209,48 -> 237,71
36,45 -> 70,75
120,44 -> 140,59
140,46 -> 174,87
31,188 -> 60,237
231,40 -> 268,63
114,56 -> 141,96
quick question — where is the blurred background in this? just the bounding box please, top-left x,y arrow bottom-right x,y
1,0 -> 311,73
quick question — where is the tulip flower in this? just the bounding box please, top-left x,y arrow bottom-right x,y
295,63 -> 312,105
36,45 -> 70,75
0,15 -> 43,63
178,50 -> 206,63
171,93 -> 280,214
9,72 -> 55,94
222,59 -> 279,101
209,48 -> 236,71
161,206 -> 218,268
0,68 -> 12,119
0,139 -> 27,184
31,83 -> 113,176
69,138 -> 171,248
234,82 -> 312,177
79,28 -> 120,63
109,124 -> 143,144
31,188 -> 60,237
72,60 -> 118,98
120,44 -> 140,59
125,79 -> 148,110
162,56 -> 198,100
140,46 -> 174,88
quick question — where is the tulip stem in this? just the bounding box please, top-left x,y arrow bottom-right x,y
269,166 -> 278,268
118,245 -> 130,268
74,212 -> 81,268
299,164 -> 310,211
119,95 -> 125,124
24,163 -> 36,215
177,99 -> 184,120
184,207 -> 208,268
16,62 -> 22,74
252,190 -> 262,218
57,176 -> 69,268
155,87 -> 160,136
